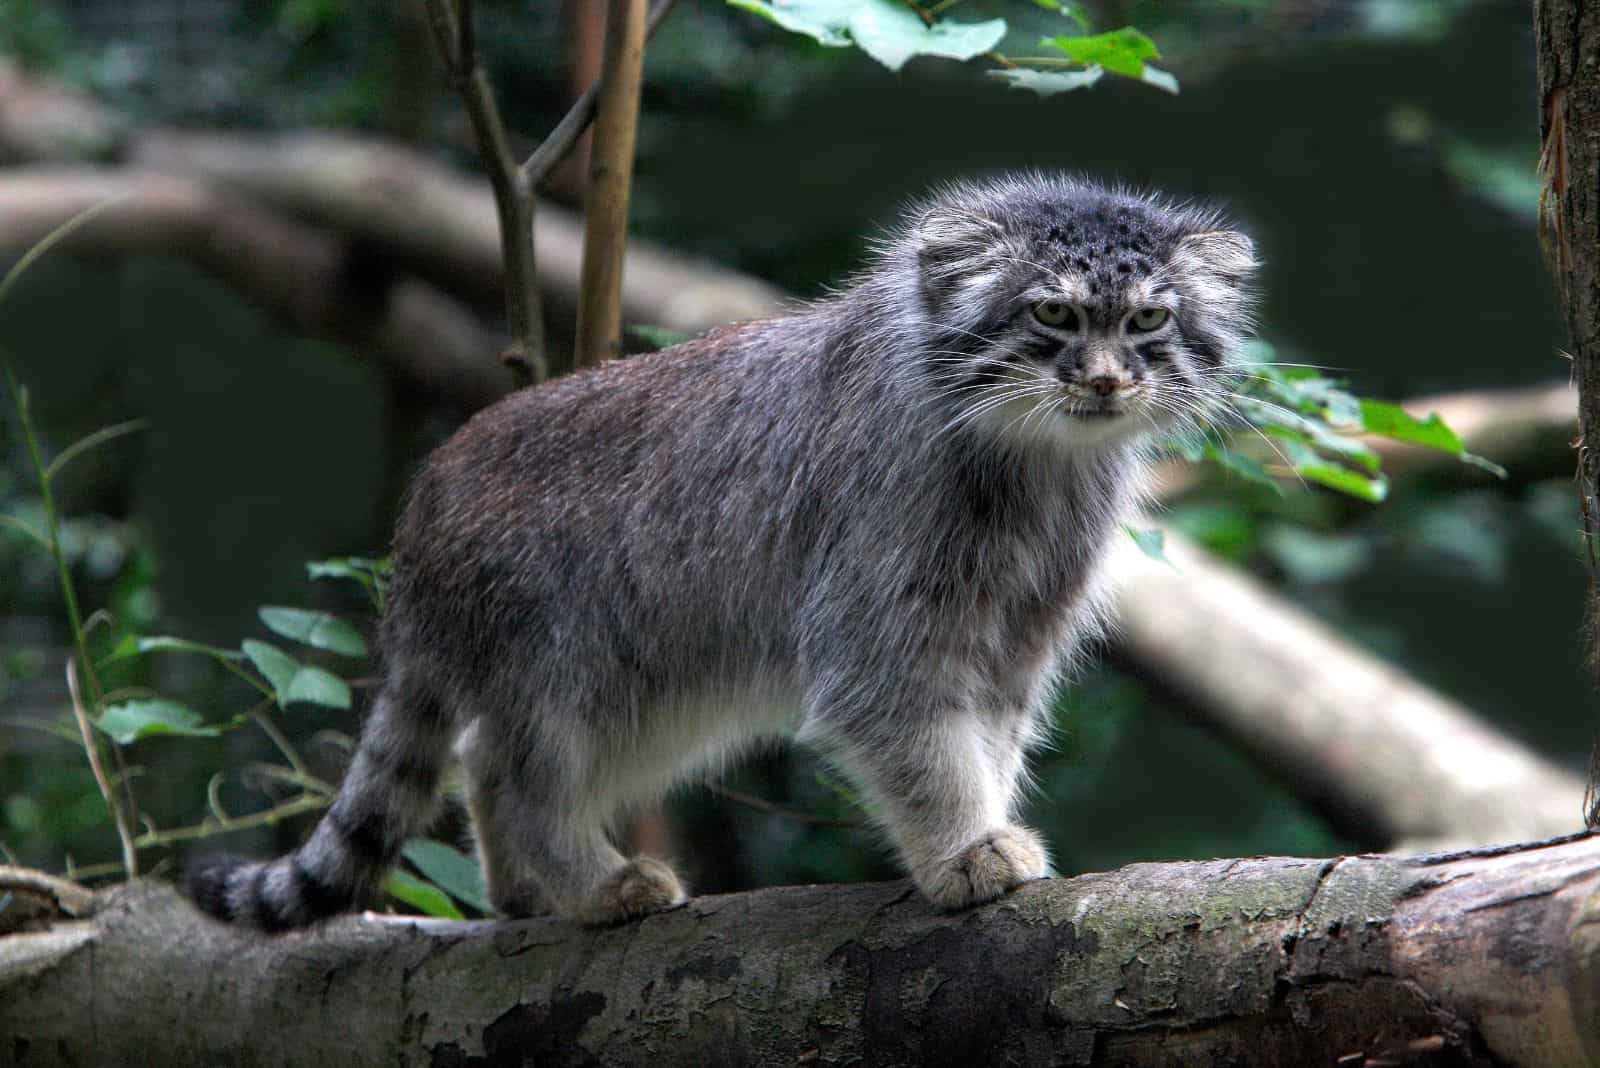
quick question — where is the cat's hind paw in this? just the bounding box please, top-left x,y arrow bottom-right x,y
916,825 -> 1049,911
575,856 -> 687,927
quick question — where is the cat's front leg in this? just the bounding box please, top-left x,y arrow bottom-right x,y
802,694 -> 1049,910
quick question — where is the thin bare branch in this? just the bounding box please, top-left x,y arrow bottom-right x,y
65,659 -> 137,879
522,0 -> 681,191
422,0 -> 544,386
574,0 -> 650,369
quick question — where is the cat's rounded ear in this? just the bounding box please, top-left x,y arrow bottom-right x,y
910,205 -> 1011,324
912,205 -> 1006,282
1170,229 -> 1258,285
1167,229 -> 1257,363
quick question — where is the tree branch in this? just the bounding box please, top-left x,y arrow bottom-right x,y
422,0 -> 543,386
521,0 -> 681,190
574,0 -> 650,369
3,836 -> 1598,1064
1108,527 -> 1586,850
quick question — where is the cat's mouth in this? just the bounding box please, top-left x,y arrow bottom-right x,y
1069,405 -> 1124,420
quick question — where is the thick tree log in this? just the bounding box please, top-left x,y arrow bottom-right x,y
2,836 -> 1598,1066
1110,531 -> 1586,849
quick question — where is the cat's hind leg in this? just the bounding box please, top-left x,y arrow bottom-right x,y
459,714 -> 685,926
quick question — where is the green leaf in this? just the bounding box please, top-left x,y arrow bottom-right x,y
1294,463 -> 1388,503
107,635 -> 246,664
258,607 -> 368,658
241,639 -> 352,710
1205,443 -> 1283,494
384,869 -> 464,920
306,556 -> 391,585
1167,501 -> 1258,561
307,555 -> 391,610
1357,400 -> 1464,453
403,838 -> 492,914
1244,398 -> 1381,472
1356,399 -> 1505,477
1462,452 -> 1510,479
0,512 -> 48,549
1140,65 -> 1179,94
729,0 -> 1005,71
1124,526 -> 1172,567
1318,388 -> 1363,428
987,66 -> 1103,95
847,2 -> 1006,71
725,0 -> 854,47
1042,27 -> 1159,78
95,699 -> 232,745
628,325 -> 692,351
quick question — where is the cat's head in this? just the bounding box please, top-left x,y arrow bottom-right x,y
901,173 -> 1258,450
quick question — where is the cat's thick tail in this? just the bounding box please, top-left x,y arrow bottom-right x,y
183,684 -> 453,931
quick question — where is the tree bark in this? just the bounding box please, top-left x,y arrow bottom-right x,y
1535,0 -> 1600,829
2,835 -> 1598,1066
573,0 -> 649,369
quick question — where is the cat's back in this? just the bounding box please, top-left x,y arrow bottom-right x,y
388,316 -> 833,621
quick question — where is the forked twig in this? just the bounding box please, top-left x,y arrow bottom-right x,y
421,0 -> 679,380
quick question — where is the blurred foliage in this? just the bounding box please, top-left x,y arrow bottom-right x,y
0,0 -> 69,70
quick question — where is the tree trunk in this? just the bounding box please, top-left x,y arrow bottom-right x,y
3,836 -> 1598,1066
1535,1 -> 1600,827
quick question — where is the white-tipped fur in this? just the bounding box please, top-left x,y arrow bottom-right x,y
184,173 -> 1257,930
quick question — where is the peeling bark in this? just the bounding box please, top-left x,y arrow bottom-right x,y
2,836 -> 1598,1066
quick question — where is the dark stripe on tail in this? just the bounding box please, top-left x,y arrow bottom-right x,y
184,853 -> 249,923
327,802 -> 396,867
181,685 -> 454,932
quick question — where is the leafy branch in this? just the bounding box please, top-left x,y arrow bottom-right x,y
729,0 -> 1178,95
1184,345 -> 1506,506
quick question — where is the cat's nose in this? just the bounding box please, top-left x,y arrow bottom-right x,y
1088,375 -> 1123,396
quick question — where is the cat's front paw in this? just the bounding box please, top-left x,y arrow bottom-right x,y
574,856 -> 687,927
916,825 -> 1049,910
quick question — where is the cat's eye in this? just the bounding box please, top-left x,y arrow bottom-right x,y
1033,300 -> 1080,330
1129,307 -> 1169,332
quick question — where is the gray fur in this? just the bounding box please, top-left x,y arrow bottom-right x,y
183,173 -> 1257,928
